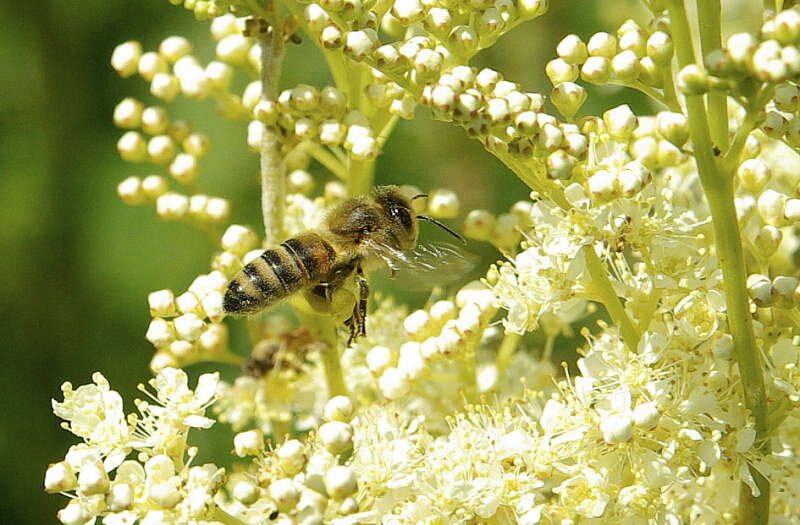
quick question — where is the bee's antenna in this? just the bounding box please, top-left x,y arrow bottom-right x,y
416,215 -> 467,244
411,193 -> 429,201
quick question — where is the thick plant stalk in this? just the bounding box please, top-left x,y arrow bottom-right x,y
258,28 -> 286,246
666,1 -> 770,521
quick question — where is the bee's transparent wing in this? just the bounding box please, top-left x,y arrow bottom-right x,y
367,241 -> 478,289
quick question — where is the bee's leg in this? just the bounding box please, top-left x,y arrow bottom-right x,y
355,265 -> 368,338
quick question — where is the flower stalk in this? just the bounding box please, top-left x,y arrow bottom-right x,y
666,0 -> 770,520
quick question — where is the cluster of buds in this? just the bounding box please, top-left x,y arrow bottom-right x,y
368,281 -> 497,400
252,84 -> 382,160
224,396 -> 360,521
746,273 -> 800,308
47,453 -> 225,525
145,270 -> 231,370
700,8 -> 800,89
548,20 -> 674,102
463,199 -> 533,249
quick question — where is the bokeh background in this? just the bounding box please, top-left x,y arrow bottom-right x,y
0,0 -> 759,522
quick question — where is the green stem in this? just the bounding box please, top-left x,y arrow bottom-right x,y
305,142 -> 348,179
584,247 -> 641,350
301,312 -> 349,397
698,0 -> 728,150
257,28 -> 287,245
666,1 -> 770,521
720,87 -> 774,175
661,60 -> 682,113
496,332 -> 521,370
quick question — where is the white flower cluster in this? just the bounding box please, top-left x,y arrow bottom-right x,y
45,369 -> 223,525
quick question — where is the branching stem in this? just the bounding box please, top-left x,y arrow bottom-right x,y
666,1 -> 770,521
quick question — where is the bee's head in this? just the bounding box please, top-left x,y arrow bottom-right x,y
373,186 -> 418,251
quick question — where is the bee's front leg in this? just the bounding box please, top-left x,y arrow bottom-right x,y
344,266 -> 369,344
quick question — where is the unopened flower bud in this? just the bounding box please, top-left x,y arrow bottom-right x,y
656,111 -> 689,146
149,289 -> 176,317
318,421 -> 354,454
216,34 -> 251,65
557,34 -> 588,65
737,159 -> 770,193
148,135 -> 177,165
773,276 -> 799,308
78,456 -> 109,496
611,50 -> 639,81
516,0 -> 547,19
113,98 -> 144,128
345,29 -> 378,58
463,209 -> 495,240
325,466 -> 358,501
492,213 -> 521,248
269,478 -> 301,513
233,480 -> 260,505
234,429 -> 265,457
580,56 -> 611,84
588,169 -> 618,201
323,395 -> 355,422
773,9 -> 800,45
551,82 -> 586,118
545,58 -> 579,84
366,345 -> 397,375
427,188 -> 460,218
117,131 -> 148,162
405,309 -> 432,340
747,274 -> 773,306
111,41 -> 142,77
646,31 -> 673,64
604,104 -> 637,139
762,110 -> 787,138
758,189 -> 788,225
587,31 -> 617,58
379,367 -> 410,399
601,413 -> 633,443
174,313 -> 205,341
117,176 -> 145,205
45,461 -> 77,493
677,64 -> 709,95
276,439 -> 306,475
753,225 -> 783,257
58,500 -> 91,525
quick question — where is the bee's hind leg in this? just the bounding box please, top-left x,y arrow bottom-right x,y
345,266 -> 369,344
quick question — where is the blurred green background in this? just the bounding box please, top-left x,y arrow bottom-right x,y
0,0 -> 759,522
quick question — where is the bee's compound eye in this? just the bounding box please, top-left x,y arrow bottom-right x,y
390,206 -> 413,229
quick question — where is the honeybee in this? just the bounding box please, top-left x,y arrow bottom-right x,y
223,185 -> 468,342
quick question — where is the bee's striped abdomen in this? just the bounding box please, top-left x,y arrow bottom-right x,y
223,233 -> 336,315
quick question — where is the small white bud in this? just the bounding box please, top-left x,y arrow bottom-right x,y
113,98 -> 144,128
580,56 -> 611,84
107,482 -> 134,512
146,318 -> 175,347
205,61 -> 233,92
210,14 -> 240,41
618,29 -> 645,57
269,478 -> 301,513
632,402 -> 660,428
147,135 -> 177,165
174,313 -> 205,341
737,159 -> 770,193
516,0 -> 547,19
111,41 -> 142,77
677,64 -> 709,95
604,104 -> 637,139
656,111 -> 689,146
78,456 -> 109,495
773,275 -> 799,307
159,36 -> 191,63
611,50 -> 639,81
318,421 -> 354,454
419,336 -> 441,360
57,500 -> 91,525
600,413 -> 633,444
753,225 -> 782,257
344,30 -> 376,58
323,395 -> 355,423
233,480 -> 260,505
141,106 -> 169,135
138,52 -> 168,82
45,461 -> 77,493
216,34 -> 251,65
366,345 -> 397,375
325,180 -> 348,202
427,188 -> 460,218
117,131 -> 148,162
234,429 -> 265,456
545,58 -> 579,84
392,0 -> 424,22
221,225 -> 258,255
492,213 -> 521,248
390,96 -> 417,119
404,309 -> 432,340
647,31 -> 673,64
276,439 -> 306,475
587,31 -> 617,58
551,82 -> 586,118
557,34 -> 588,65
324,466 -> 358,501
148,289 -> 176,317
430,300 -> 457,325
117,176 -> 145,205
758,189 -> 788,225
762,110 -> 788,138
169,153 -> 199,185
378,367 -> 410,399
747,273 -> 773,306
546,150 -> 576,180
398,341 -> 426,380
784,198 -> 800,222
150,73 -> 180,102
204,197 -> 230,223
463,209 -> 495,240
587,169 -> 618,201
